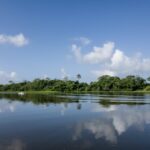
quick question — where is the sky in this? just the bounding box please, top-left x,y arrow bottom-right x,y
0,0 -> 150,83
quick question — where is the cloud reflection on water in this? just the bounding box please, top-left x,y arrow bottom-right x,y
0,139 -> 26,150
73,104 -> 150,143
0,102 -> 16,113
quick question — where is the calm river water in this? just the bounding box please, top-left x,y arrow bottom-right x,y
0,93 -> 150,150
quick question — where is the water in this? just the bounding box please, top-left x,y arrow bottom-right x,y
0,93 -> 150,150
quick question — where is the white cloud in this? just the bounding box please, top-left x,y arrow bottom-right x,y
10,72 -> 17,78
72,42 -> 114,64
71,40 -> 150,77
0,33 -> 28,47
83,42 -> 114,64
74,37 -> 91,45
71,44 -> 82,63
60,68 -> 69,79
91,69 -> 116,77
110,49 -> 150,75
0,71 -> 17,84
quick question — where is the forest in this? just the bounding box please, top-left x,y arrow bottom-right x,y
0,75 -> 150,92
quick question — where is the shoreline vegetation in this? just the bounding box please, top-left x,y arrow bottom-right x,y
1,90 -> 150,94
0,75 -> 150,94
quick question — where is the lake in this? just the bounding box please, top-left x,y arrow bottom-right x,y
0,93 -> 150,150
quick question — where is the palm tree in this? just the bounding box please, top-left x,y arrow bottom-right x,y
9,80 -> 14,84
76,74 -> 81,81
76,74 -> 81,93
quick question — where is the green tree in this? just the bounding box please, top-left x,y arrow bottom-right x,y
76,74 -> 81,81
98,75 -> 114,91
9,80 -> 14,84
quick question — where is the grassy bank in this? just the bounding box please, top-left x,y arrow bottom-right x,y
1,90 -> 150,95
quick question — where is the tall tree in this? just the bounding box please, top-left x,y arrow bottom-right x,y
76,74 -> 81,81
9,80 -> 14,84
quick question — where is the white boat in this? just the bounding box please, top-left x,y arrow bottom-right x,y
18,92 -> 25,96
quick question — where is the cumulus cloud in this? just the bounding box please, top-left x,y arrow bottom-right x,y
0,33 -> 28,47
110,49 -> 150,74
72,42 -> 114,64
0,71 -> 17,84
83,42 -> 114,64
71,40 -> 150,77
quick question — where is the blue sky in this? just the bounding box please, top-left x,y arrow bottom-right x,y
0,0 -> 150,83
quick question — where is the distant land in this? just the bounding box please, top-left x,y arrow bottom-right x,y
0,75 -> 150,93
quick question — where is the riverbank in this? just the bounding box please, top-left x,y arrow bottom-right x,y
0,90 -> 150,95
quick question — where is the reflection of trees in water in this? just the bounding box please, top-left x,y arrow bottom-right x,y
77,103 -> 82,110
0,94 -> 84,115
0,94 -> 79,105
64,102 -> 68,108
99,99 -> 147,107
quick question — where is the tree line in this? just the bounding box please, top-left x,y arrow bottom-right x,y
0,75 -> 150,92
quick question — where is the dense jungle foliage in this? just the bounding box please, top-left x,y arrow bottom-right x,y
0,75 -> 150,92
